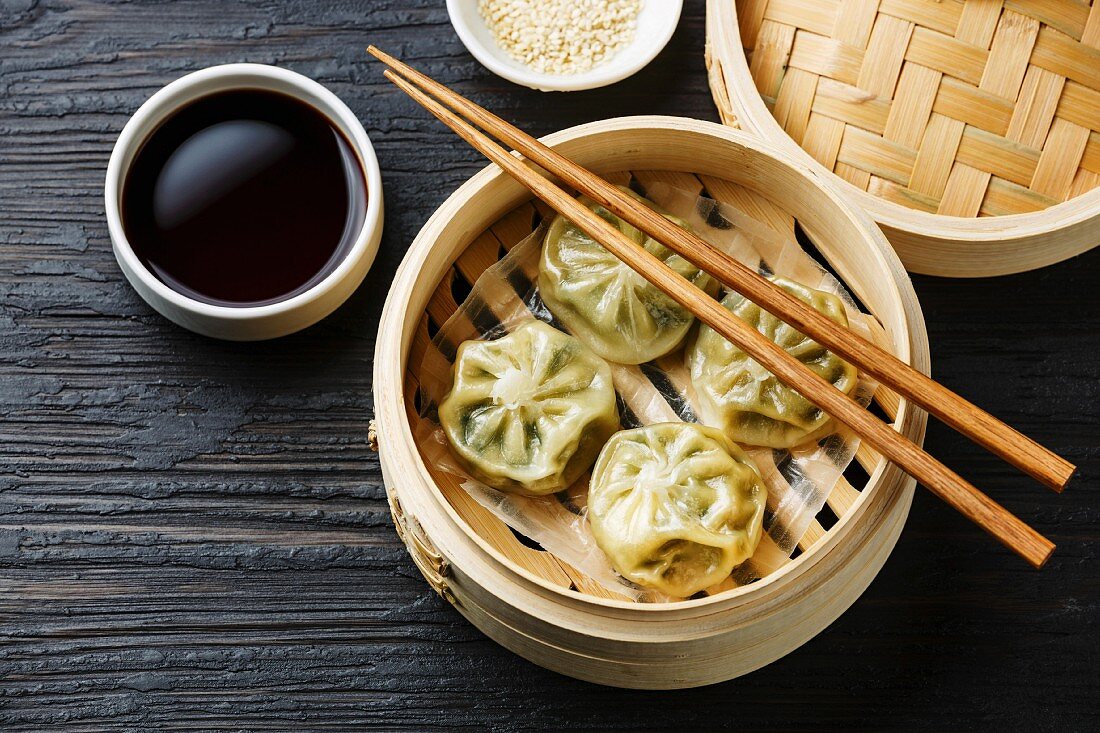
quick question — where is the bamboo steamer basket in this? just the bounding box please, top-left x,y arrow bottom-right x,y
706,0 -> 1100,277
372,117 -> 931,688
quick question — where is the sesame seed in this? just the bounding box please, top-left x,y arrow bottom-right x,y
477,0 -> 642,75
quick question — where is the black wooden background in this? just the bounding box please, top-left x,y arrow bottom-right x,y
1,1 -> 1096,730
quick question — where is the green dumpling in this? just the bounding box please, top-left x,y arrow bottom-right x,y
686,276 -> 859,449
538,187 -> 719,365
438,320 -> 619,496
588,422 -> 766,597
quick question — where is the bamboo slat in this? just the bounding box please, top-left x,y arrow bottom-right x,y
726,0 -> 1100,219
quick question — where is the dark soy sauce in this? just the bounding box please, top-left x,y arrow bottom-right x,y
122,89 -> 366,306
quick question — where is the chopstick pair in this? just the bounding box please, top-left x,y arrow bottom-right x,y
368,46 -> 1069,568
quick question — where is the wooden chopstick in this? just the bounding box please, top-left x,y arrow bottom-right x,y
379,66 -> 1055,569
367,46 -> 1075,496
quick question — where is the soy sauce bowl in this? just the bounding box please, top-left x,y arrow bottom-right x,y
105,64 -> 384,341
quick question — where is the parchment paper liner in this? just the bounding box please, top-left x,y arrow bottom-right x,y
414,184 -> 879,601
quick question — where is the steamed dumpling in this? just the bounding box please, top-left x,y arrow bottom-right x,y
687,276 -> 858,449
439,320 -> 619,496
538,187 -> 719,365
588,422 -> 765,597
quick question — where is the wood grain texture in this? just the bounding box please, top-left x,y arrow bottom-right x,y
0,0 -> 1096,729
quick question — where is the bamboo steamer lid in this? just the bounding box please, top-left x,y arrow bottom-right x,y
706,0 -> 1100,277
373,117 -> 932,688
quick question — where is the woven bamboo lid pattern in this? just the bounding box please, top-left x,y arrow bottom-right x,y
708,0 -> 1100,276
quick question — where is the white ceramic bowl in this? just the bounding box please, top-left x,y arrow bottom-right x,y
447,0 -> 682,92
105,64 -> 384,341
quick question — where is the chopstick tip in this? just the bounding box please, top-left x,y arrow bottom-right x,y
1052,463 -> 1077,494
1034,542 -> 1055,570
